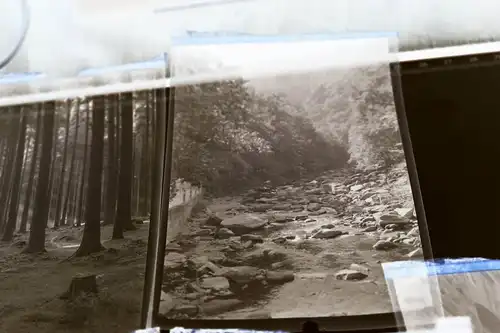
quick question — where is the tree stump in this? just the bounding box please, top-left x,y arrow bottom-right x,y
60,274 -> 98,300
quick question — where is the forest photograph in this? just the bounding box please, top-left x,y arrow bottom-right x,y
0,90 -> 171,333
159,41 -> 424,321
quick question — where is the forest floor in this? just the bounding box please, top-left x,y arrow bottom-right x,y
160,162 -> 424,320
0,220 -> 151,333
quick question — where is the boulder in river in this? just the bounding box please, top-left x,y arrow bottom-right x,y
205,213 -> 223,227
373,239 -> 398,251
311,229 -> 344,239
335,269 -> 368,281
223,266 -> 265,285
374,212 -> 411,228
394,207 -> 414,219
216,228 -> 235,239
221,214 -> 268,235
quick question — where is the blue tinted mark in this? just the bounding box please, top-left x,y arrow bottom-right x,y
0,54 -> 168,85
78,57 -> 166,77
0,72 -> 45,85
383,258 -> 500,280
171,31 -> 399,46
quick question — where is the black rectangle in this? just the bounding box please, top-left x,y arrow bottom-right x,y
394,49 -> 500,260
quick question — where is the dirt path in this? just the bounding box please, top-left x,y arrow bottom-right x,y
0,222 -> 150,333
160,165 -> 423,320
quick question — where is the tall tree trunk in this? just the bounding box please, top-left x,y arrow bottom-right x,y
141,92 -> 151,216
19,108 -> 42,233
46,112 -> 59,227
2,110 -> 27,241
19,135 -> 32,211
76,104 -> 90,227
23,102 -> 56,253
68,160 -> 80,226
0,137 -> 8,180
134,144 -> 141,216
61,99 -> 80,226
103,95 -> 118,225
0,108 -> 21,233
74,96 -> 105,256
113,93 -> 135,239
53,101 -> 71,229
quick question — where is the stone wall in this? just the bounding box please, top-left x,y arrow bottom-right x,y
166,181 -> 203,242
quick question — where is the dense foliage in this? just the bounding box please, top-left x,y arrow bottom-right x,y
170,79 -> 349,196
299,65 -> 404,171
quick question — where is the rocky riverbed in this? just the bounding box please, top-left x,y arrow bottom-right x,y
160,163 -> 423,319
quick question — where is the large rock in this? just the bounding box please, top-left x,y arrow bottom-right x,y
374,212 -> 411,228
200,277 -> 231,290
307,203 -> 322,212
205,213 -> 223,227
311,229 -> 344,239
373,240 -> 398,251
243,248 -> 288,266
159,291 -> 177,315
335,269 -> 368,281
164,252 -> 187,270
221,214 -> 268,235
394,207 -> 414,219
187,256 -> 224,276
223,266 -> 265,285
216,228 -> 235,239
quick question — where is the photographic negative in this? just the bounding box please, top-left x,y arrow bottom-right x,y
159,36 -> 424,320
0,58 -> 167,333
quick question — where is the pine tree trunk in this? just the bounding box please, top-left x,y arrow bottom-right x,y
74,96 -> 105,256
76,104 -> 90,227
23,103 -> 56,254
0,108 -> 21,232
53,101 -> 71,229
103,95 -> 118,225
46,112 -> 59,227
2,110 -> 27,241
113,93 -> 135,239
19,109 -> 42,233
142,92 -> 151,216
61,99 -> 80,226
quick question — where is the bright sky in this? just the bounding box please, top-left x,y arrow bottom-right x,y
1,0 -> 500,76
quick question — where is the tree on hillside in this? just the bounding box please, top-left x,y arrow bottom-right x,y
24,102 -> 56,254
345,66 -> 401,170
171,79 -> 348,196
74,96 -> 106,256
303,65 -> 401,170
113,92 -> 134,239
2,108 -> 27,241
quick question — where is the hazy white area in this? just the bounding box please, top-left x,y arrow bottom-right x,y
171,37 -> 391,83
1,0 -> 500,76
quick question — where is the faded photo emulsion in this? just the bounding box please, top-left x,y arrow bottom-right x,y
0,58 -> 167,333
159,36 -> 425,320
